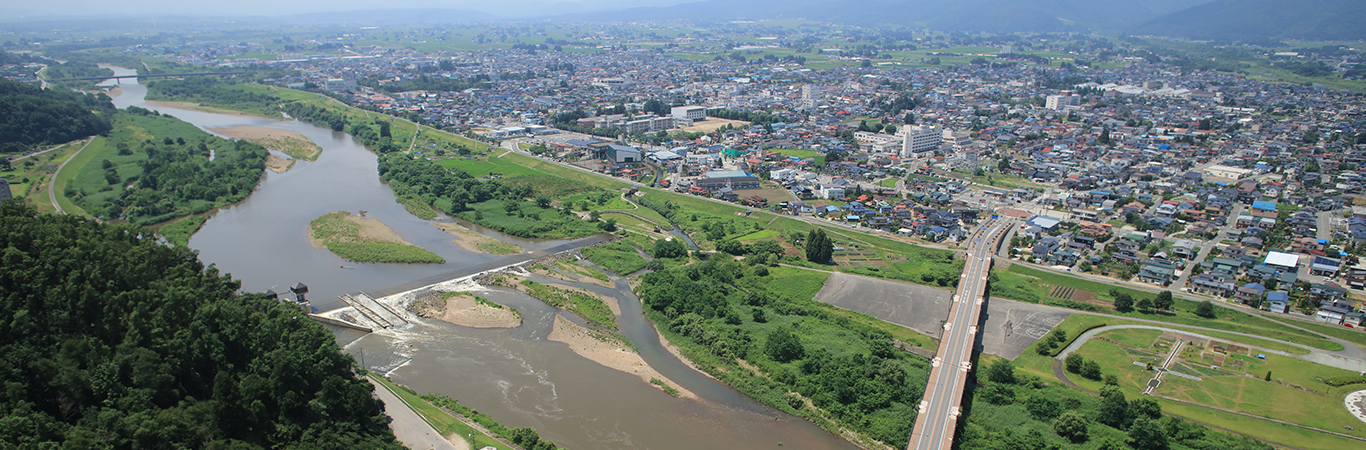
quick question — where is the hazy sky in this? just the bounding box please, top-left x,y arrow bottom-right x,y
3,0 -> 692,19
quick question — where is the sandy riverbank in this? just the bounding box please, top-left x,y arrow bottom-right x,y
547,314 -> 695,399
265,155 -> 293,173
433,223 -> 523,255
209,125 -> 322,161
104,86 -> 123,98
309,212 -> 412,249
409,292 -> 521,328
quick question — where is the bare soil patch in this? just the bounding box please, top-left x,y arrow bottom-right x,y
265,155 -> 294,173
678,118 -> 750,133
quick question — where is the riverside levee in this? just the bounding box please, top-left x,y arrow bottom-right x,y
101,68 -> 859,450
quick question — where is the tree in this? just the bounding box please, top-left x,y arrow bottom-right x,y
1098,385 -> 1129,428
1065,353 -> 1086,373
1130,397 -> 1162,421
1026,395 -> 1061,420
765,328 -> 805,362
986,359 -> 1016,384
1079,260 -> 1092,272
1154,291 -> 1173,311
652,237 -> 688,259
1127,417 -> 1170,450
1053,411 -> 1090,443
1081,360 -> 1103,380
1136,297 -> 1154,313
805,229 -> 833,263
1195,300 -> 1216,318
1099,127 -> 1112,145
1114,293 -> 1134,312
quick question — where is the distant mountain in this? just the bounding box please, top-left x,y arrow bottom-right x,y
1129,0 -> 1366,41
556,0 -> 1213,33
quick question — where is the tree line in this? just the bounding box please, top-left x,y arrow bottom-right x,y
0,201 -> 404,449
0,78 -> 114,155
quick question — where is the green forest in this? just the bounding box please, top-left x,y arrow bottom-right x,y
0,201 -> 403,449
71,108 -> 269,225
0,78 -> 114,154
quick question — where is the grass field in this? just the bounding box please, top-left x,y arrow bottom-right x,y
769,148 -> 826,166
1263,314 -> 1366,351
582,241 -> 650,275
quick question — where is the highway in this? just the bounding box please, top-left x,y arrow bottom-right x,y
906,218 -> 1013,450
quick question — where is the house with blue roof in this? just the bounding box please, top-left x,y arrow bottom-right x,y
1267,292 -> 1290,313
1251,200 -> 1277,211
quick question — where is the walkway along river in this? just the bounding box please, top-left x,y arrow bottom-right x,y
100,68 -> 860,450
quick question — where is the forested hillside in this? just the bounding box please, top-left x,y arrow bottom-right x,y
0,78 -> 114,154
0,201 -> 404,449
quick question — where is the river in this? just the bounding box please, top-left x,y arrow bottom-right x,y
100,68 -> 859,450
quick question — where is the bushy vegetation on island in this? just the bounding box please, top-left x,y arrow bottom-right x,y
0,78 -> 114,155
0,201 -> 403,449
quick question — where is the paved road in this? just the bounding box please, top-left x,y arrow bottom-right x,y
1174,203 -> 1244,289
48,138 -> 94,215
367,377 -> 465,450
907,219 -> 1012,450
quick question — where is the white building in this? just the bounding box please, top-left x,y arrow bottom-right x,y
325,78 -> 357,91
900,125 -> 941,158
821,186 -> 845,200
671,106 -> 707,123
770,168 -> 797,181
942,130 -> 972,152
1045,94 -> 1080,110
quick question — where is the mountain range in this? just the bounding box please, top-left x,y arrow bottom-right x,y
1129,0 -> 1366,41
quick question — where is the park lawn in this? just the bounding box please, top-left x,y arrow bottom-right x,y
1097,328 -> 1163,349
1003,265 -> 1340,351
369,375 -> 514,450
1069,339 -> 1161,393
874,178 -> 898,188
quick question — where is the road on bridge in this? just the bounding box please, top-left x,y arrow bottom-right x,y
907,218 -> 1012,450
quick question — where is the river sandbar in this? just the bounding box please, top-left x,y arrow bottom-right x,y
547,314 -> 695,400
433,222 -> 523,255
410,292 -> 521,329
265,155 -> 294,173
308,212 -> 414,249
105,86 -> 123,98
209,125 -> 322,160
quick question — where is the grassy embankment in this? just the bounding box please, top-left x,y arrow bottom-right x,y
993,264 -> 1342,351
4,138 -> 89,214
309,211 -> 445,264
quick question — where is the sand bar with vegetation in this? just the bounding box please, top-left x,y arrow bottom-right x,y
409,292 -> 521,328
433,222 -> 523,255
547,314 -> 694,399
209,125 -> 322,160
146,100 -> 277,120
309,211 -> 445,264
